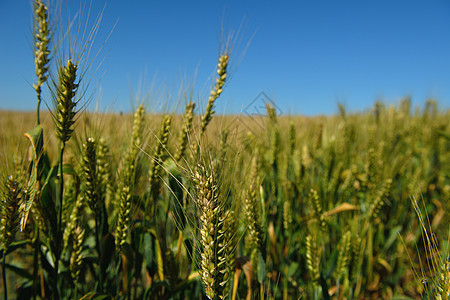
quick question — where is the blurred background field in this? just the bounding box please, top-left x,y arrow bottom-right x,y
1,98 -> 449,299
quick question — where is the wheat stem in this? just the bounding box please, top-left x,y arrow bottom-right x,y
54,142 -> 65,299
2,254 -> 6,300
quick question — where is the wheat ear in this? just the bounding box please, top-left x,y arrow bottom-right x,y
115,186 -> 132,252
200,54 -> 229,138
33,0 -> 51,125
148,114 -> 172,199
1,175 -> 22,250
175,102 -> 195,161
1,175 -> 22,300
55,59 -> 78,144
193,163 -> 234,300
82,138 -> 98,213
306,234 -> 320,282
309,189 -> 327,232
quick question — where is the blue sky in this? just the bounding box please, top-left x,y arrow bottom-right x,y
0,0 -> 449,115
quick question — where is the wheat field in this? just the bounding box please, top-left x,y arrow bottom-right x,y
0,1 -> 449,299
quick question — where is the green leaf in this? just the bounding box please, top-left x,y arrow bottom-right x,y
383,225 -> 402,251
78,294 -> 110,300
257,252 -> 266,284
62,163 -> 77,177
147,229 -> 164,280
154,236 -> 165,281
21,125 -> 44,230
168,170 -> 186,230
122,242 -> 134,274
143,232 -> 154,270
287,262 -> 299,278
92,296 -> 111,300
436,129 -> 450,140
39,167 -> 58,236
1,240 -> 29,257
165,158 -> 180,176
5,263 -> 33,280
42,166 -> 58,190
259,185 -> 266,229
391,296 -> 415,300
78,292 -> 96,299
324,248 -> 339,278
143,280 -> 171,299
24,125 -> 44,159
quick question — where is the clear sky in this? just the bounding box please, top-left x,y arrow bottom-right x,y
1,0 -> 449,115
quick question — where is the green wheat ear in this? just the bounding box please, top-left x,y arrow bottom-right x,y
335,231 -> 351,280
193,163 -> 234,300
266,102 -> 279,167
33,0 -> 51,124
1,175 -> 22,250
309,188 -> 327,232
200,54 -> 229,138
283,199 -> 292,234
97,137 -> 111,203
115,185 -> 132,252
122,104 -> 146,186
70,226 -> 85,283
306,234 -> 320,282
175,101 -> 195,162
244,154 -> 263,254
63,194 -> 84,251
289,121 -> 296,156
368,178 -> 392,221
213,129 -> 229,173
148,114 -> 172,198
82,137 -> 98,213
55,59 -> 79,144
348,234 -> 362,283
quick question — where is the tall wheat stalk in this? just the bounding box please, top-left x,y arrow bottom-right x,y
52,58 -> 79,298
